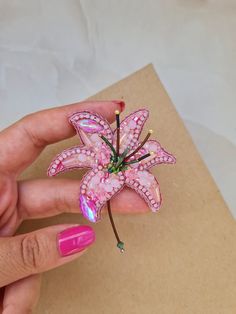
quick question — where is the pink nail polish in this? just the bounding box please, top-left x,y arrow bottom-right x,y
58,225 -> 95,257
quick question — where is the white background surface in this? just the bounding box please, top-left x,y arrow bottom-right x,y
0,0 -> 235,217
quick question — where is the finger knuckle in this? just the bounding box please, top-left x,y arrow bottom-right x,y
54,187 -> 71,213
20,234 -> 45,272
19,115 -> 47,148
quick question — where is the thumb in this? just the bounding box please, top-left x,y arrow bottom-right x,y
0,224 -> 95,287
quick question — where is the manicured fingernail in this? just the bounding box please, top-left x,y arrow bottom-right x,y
58,225 -> 95,257
113,100 -> 125,112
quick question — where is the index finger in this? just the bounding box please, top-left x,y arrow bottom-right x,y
0,100 -> 125,174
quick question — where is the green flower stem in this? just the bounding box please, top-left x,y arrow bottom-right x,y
100,135 -> 117,158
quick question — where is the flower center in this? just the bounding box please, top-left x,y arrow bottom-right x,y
107,148 -> 129,174
100,130 -> 153,175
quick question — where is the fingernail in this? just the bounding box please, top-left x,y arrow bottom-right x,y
113,100 -> 125,112
58,225 -> 95,257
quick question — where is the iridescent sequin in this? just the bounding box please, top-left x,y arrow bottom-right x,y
79,195 -> 99,223
77,119 -> 104,133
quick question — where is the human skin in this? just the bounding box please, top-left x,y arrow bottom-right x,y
0,101 -> 148,313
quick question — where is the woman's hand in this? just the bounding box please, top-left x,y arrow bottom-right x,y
0,101 -> 148,313
0,101 -> 121,313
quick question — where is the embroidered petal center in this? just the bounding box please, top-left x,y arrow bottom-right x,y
80,169 -> 125,222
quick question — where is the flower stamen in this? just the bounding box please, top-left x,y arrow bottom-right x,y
124,129 -> 153,161
124,152 -> 153,165
115,110 -> 120,161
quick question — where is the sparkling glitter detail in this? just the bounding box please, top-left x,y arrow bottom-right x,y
47,146 -> 96,176
113,109 -> 149,154
79,169 -> 125,221
69,111 -> 113,147
77,119 -> 104,133
79,194 -> 99,222
127,140 -> 176,170
125,168 -> 162,212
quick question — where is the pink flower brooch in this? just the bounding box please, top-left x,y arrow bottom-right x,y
48,108 -> 176,252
